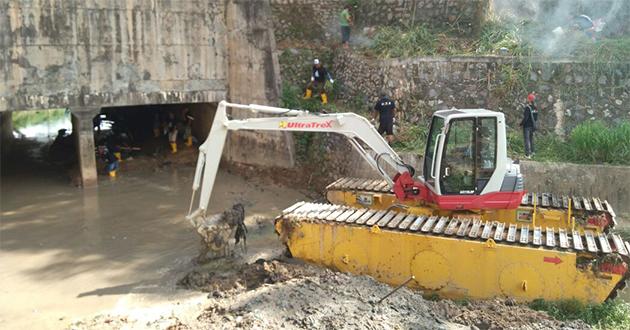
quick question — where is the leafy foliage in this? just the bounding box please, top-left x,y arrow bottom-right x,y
391,122 -> 429,153
370,25 -> 438,58
530,299 -> 630,329
507,121 -> 630,165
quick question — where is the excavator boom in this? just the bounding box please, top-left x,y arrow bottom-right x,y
187,101 -> 410,223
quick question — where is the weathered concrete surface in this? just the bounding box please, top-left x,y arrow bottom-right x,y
71,109 -> 98,187
1,0 -> 295,177
520,160 -> 630,214
223,0 -> 294,168
0,0 -> 228,112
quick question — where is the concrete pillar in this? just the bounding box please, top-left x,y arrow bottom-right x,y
71,109 -> 98,188
224,0 -> 295,168
1,111 -> 13,146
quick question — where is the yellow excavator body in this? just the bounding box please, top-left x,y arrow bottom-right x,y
275,202 -> 630,303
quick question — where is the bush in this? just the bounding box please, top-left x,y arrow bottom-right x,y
391,123 -> 428,153
508,121 -> 630,165
370,25 -> 438,58
475,19 -> 533,56
564,121 -> 630,164
530,299 -> 630,329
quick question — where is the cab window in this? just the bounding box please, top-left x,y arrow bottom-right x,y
440,119 -> 475,194
476,117 -> 497,192
423,116 -> 445,184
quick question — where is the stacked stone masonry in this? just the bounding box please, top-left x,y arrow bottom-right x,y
332,52 -> 630,135
270,0 -> 486,43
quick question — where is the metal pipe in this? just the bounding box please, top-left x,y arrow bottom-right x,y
377,276 -> 415,304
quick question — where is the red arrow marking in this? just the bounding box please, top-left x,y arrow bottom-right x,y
544,256 -> 562,265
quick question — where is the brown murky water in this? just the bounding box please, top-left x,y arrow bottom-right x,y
0,140 -> 307,329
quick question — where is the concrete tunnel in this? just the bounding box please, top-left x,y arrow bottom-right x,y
0,104 -> 218,187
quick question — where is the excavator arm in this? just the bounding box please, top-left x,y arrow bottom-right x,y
186,101 -> 415,224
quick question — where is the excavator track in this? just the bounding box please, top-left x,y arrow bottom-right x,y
275,201 -> 630,303
326,177 -> 617,231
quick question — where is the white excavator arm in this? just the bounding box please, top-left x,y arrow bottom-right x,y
186,100 -> 412,224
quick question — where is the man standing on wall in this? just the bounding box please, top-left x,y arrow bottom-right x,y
304,59 -> 334,104
339,5 -> 352,49
373,93 -> 397,144
520,93 -> 538,159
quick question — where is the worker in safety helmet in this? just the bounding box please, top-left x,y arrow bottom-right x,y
373,93 -> 397,144
520,93 -> 539,159
304,59 -> 334,104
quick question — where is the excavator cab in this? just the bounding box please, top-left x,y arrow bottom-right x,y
419,109 -> 524,209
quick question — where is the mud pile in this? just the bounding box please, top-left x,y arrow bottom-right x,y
182,260 -> 589,330
177,259 -> 316,295
69,260 -> 592,329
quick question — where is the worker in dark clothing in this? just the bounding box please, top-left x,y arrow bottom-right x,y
373,94 -> 397,144
520,93 -> 539,159
304,59 -> 334,104
103,146 -> 119,178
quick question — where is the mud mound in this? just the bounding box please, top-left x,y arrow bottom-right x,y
433,299 -> 590,330
194,266 -> 452,330
178,259 -> 316,295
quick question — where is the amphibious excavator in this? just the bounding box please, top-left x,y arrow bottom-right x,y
187,101 -> 629,303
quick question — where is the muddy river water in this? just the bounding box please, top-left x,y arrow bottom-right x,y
0,141 -> 307,329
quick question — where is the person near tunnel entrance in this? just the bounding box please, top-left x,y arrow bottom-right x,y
184,114 -> 194,148
102,146 -> 119,178
168,126 -> 178,154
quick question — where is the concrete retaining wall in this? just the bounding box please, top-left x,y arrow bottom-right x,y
520,160 -> 630,215
335,151 -> 630,214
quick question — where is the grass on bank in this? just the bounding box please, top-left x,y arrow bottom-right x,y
508,121 -> 630,165
530,299 -> 630,329
367,20 -> 630,61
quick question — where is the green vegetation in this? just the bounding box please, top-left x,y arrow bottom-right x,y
370,25 -> 438,58
508,121 -> 630,165
280,82 -> 342,113
12,109 -> 69,129
474,19 -> 534,57
391,122 -> 428,152
367,18 -> 630,62
529,299 -> 630,329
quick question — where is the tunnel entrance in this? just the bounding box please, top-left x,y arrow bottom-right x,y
92,103 -> 217,180
0,103 -> 217,188
0,109 -> 76,186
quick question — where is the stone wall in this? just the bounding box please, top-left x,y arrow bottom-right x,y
270,0 -> 487,43
0,0 -> 228,111
333,52 -> 630,134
